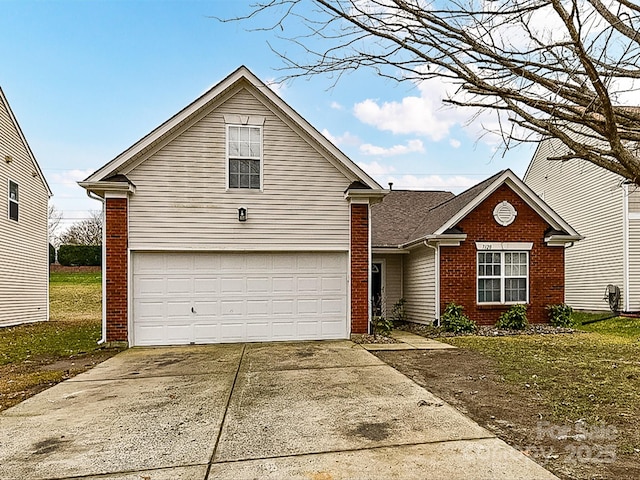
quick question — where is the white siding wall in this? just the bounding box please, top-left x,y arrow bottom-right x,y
525,137 -> 624,310
374,254 -> 403,315
126,87 -> 351,251
402,246 -> 436,323
628,220 -> 640,311
0,97 -> 49,326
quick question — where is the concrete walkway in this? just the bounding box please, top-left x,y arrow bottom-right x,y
360,329 -> 458,351
0,341 -> 557,480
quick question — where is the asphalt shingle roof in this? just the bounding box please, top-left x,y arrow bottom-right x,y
371,190 -> 454,247
372,171 -> 506,247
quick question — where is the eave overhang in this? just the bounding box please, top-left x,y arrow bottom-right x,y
544,233 -> 584,246
78,181 -> 136,198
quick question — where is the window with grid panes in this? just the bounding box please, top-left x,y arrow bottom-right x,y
477,251 -> 528,304
228,125 -> 261,189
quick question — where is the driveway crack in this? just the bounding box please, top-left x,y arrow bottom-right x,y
205,343 -> 246,478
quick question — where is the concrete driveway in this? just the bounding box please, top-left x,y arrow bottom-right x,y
0,341 -> 556,480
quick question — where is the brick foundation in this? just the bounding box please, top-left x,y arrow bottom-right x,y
351,204 -> 369,333
439,184 -> 564,325
105,197 -> 128,342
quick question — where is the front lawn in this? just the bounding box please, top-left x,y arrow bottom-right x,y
0,270 -> 123,412
376,313 -> 640,479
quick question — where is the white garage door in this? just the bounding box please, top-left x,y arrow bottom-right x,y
132,252 -> 348,346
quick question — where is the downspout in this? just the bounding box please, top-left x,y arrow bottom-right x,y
87,189 -> 107,345
623,184 -> 630,312
424,241 -> 440,326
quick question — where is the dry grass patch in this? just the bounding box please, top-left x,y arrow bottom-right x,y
0,270 -> 123,412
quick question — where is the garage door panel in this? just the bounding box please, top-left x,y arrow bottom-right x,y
194,278 -> 219,295
272,277 -> 295,293
167,278 -> 191,295
322,276 -> 345,293
221,278 -> 245,294
247,300 -> 269,316
246,277 -> 270,294
193,300 -> 219,316
132,252 -> 348,346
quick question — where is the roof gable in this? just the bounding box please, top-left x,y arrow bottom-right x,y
0,87 -> 52,196
372,169 -> 581,248
83,66 -> 381,190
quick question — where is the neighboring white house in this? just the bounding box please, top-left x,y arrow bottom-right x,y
80,66 -> 385,346
524,136 -> 638,312
0,87 -> 52,327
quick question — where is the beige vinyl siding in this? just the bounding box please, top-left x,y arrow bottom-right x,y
628,220 -> 640,311
374,254 -> 403,315
628,189 -> 640,213
525,137 -> 624,310
126,87 -> 351,251
0,97 -> 49,326
402,246 -> 436,323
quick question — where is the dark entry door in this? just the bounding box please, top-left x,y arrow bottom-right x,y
371,262 -> 383,316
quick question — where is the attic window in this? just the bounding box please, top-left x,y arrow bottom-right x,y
8,180 -> 18,221
227,125 -> 262,190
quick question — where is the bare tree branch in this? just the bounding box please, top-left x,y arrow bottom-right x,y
225,0 -> 640,183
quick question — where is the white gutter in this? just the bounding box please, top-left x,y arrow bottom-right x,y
623,183 -> 630,312
424,241 -> 441,326
86,189 -> 107,345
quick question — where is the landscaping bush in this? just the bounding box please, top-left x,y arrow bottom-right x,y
389,298 -> 407,323
57,245 -> 102,267
547,303 -> 575,327
441,302 -> 477,334
496,304 -> 528,330
372,314 -> 394,337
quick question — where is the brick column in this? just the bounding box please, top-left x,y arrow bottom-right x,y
105,197 -> 128,343
350,203 -> 369,334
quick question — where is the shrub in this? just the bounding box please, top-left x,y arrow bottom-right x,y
496,304 -> 528,330
49,243 -> 56,264
389,298 -> 407,323
58,245 -> 102,267
441,302 -> 477,334
372,314 -> 394,337
547,303 -> 575,327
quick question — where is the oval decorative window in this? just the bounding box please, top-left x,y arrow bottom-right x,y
493,201 -> 517,226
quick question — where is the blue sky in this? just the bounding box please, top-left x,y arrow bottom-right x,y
0,0 -> 535,232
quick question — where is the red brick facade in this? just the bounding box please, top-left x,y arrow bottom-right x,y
105,197 -> 128,342
351,203 -> 370,334
439,184 -> 564,325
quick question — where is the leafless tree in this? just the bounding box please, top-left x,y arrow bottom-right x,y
232,0 -> 640,182
48,205 -> 63,246
58,210 -> 103,246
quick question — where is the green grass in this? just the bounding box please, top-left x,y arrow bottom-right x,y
573,311 -> 640,338
49,271 -> 102,322
440,312 -> 640,452
0,271 -> 103,366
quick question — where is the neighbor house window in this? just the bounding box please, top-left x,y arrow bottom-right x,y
8,180 -> 18,221
477,251 -> 528,304
228,125 -> 261,189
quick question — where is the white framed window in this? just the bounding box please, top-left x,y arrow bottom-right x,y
227,125 -> 262,190
8,180 -> 18,221
477,251 -> 528,304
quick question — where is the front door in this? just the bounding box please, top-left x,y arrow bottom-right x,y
371,262 -> 383,317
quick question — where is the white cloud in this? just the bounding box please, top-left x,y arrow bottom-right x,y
356,161 -> 396,176
449,139 -> 461,149
353,76 -> 472,141
330,101 -> 344,110
51,168 -> 94,188
360,139 -> 424,156
321,129 -> 361,147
